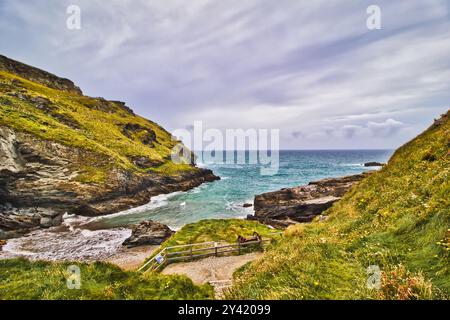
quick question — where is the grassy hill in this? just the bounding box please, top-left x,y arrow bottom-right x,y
0,55 -> 192,179
0,55 -> 217,227
0,258 -> 213,300
226,111 -> 449,300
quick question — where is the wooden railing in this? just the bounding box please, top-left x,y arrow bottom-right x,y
138,237 -> 274,273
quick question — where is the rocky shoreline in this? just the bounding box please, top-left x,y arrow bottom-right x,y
0,126 -> 218,239
0,55 -> 220,239
248,172 -> 371,228
0,165 -> 218,239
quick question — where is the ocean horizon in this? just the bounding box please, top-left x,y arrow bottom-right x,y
91,149 -> 394,229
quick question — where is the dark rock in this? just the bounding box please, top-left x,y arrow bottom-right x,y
422,153 -> 437,162
364,162 -> 385,167
250,173 -> 371,228
30,96 -> 54,113
131,156 -> 163,169
0,212 -> 40,231
121,123 -> 157,147
72,204 -> 102,217
88,98 -> 133,115
110,101 -> 135,115
123,220 -> 174,247
243,203 -> 253,208
50,112 -> 81,129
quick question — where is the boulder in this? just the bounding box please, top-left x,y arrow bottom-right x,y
123,220 -> 174,247
364,162 -> 385,167
243,203 -> 253,208
0,212 -> 40,231
39,216 -> 53,228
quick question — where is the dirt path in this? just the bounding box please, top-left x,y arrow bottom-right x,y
106,245 -> 159,271
162,252 -> 263,285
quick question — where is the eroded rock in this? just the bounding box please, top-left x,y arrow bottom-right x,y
122,220 -> 174,247
364,162 -> 385,167
249,173 -> 371,228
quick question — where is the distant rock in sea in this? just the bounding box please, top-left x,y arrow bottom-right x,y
364,161 -> 385,167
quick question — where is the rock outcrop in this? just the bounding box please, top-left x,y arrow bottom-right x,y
0,55 -> 219,238
364,162 -> 385,167
0,55 -> 82,94
0,125 -> 218,238
122,220 -> 174,247
248,173 -> 371,228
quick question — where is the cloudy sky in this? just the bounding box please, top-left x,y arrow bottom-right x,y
1,0 -> 449,149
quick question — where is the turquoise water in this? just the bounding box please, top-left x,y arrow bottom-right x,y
92,150 -> 393,229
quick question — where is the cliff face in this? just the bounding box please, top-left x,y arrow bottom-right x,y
0,55 -> 82,94
0,55 -> 218,238
249,173 -> 370,228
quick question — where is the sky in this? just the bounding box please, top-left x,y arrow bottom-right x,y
0,0 -> 449,150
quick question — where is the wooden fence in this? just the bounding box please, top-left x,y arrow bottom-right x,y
138,237 -> 274,273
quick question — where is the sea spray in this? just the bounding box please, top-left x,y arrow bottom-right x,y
0,226 -> 131,261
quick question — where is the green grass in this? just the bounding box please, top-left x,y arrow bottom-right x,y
0,70 -> 195,182
159,219 -> 279,248
226,111 -> 450,300
143,219 -> 281,265
0,219 -> 279,300
0,258 -> 213,300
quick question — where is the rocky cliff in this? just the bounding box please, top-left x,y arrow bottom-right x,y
0,55 -> 218,238
249,172 -> 371,228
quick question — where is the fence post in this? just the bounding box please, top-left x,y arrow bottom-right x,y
214,242 -> 218,257
238,242 -> 241,255
190,246 -> 193,259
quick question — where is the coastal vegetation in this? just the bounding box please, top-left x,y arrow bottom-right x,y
0,68 -> 192,178
1,55 -> 448,300
159,219 -> 279,248
0,219 -> 275,300
0,55 -> 217,234
226,111 -> 449,300
1,111 -> 448,299
142,219 -> 281,264
0,258 -> 213,300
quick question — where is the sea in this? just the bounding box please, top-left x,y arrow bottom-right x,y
88,149 -> 393,229
0,150 -> 393,261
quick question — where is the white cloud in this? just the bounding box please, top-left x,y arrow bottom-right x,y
367,119 -> 404,137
